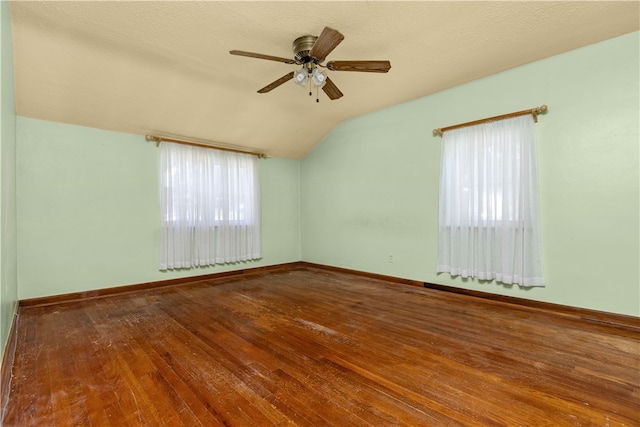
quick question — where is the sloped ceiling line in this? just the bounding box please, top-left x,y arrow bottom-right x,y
9,1 -> 639,159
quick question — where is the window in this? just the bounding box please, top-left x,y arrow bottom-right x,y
160,142 -> 261,270
437,115 -> 544,287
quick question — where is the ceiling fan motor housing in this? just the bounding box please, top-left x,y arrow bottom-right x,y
292,35 -> 318,63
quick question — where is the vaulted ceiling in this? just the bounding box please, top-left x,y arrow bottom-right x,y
9,1 -> 639,159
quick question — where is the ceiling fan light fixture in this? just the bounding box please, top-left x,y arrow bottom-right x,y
311,68 -> 327,87
293,68 -> 308,87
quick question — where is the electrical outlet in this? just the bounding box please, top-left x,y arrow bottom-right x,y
388,253 -> 394,263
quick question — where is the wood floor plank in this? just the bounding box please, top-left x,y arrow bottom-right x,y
32,311 -> 56,425
163,289 -> 386,425
12,315 -> 36,426
136,307 -> 275,426
4,268 -> 639,426
185,286 -> 440,425
89,297 -> 201,427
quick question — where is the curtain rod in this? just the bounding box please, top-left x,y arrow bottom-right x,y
433,105 -> 548,136
145,135 -> 267,158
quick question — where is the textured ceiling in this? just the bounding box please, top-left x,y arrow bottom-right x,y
9,1 -> 639,159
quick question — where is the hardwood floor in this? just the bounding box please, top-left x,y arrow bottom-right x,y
4,267 -> 639,426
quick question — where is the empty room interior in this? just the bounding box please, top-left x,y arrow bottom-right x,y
1,1 -> 639,426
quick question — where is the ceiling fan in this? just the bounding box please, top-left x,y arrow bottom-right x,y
230,27 -> 391,101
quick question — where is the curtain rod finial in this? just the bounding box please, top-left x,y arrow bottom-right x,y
433,128 -> 443,136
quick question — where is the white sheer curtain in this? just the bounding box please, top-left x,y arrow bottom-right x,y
437,115 -> 544,287
160,142 -> 261,270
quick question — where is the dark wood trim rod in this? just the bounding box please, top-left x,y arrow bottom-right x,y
433,105 -> 548,136
423,282 -> 640,333
16,261 -> 638,333
146,135 -> 267,158
19,262 -> 300,308
296,261 -> 425,287
1,303 -> 19,422
295,262 -> 639,333
298,262 -> 639,333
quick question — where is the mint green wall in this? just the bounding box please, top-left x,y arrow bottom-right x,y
17,118 -> 300,299
0,0 -> 18,360
301,32 -> 640,316
12,32 -> 640,317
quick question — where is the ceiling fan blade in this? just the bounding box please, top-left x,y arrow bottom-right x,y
230,50 -> 295,64
257,72 -> 294,93
326,60 -> 391,73
322,77 -> 343,100
309,27 -> 344,61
